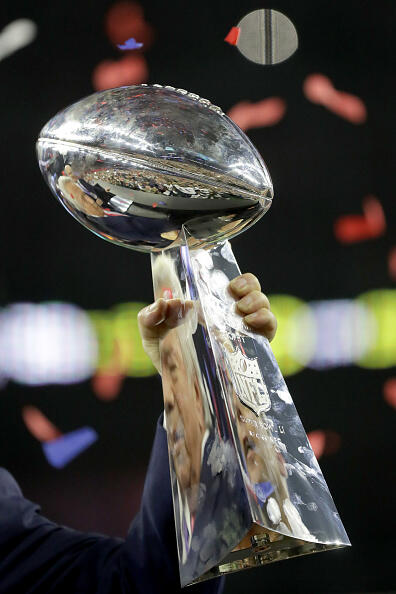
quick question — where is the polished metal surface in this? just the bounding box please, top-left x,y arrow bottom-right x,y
37,85 -> 272,252
152,240 -> 350,587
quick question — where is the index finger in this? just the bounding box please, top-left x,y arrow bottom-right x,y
228,272 -> 261,298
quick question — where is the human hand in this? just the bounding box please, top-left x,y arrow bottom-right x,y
138,297 -> 193,373
228,272 -> 277,341
138,272 -> 277,373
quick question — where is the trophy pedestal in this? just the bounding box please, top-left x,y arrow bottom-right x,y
151,230 -> 349,587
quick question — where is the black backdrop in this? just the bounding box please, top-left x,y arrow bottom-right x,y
0,1 -> 394,592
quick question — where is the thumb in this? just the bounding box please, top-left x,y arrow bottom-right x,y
138,298 -> 194,373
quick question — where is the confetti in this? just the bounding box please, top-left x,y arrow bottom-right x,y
308,430 -> 341,459
0,18 -> 37,62
42,427 -> 98,469
303,73 -> 367,124
307,430 -> 326,459
224,26 -> 240,46
117,37 -> 143,50
22,406 -> 62,442
383,378 -> 396,409
92,54 -> 148,91
105,1 -> 154,48
227,97 -> 286,131
92,372 -> 124,401
334,195 -> 385,243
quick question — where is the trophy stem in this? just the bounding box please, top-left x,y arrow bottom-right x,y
151,231 -> 349,587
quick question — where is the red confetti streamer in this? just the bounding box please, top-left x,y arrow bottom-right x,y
308,429 -> 341,459
92,373 -> 124,401
388,247 -> 396,281
383,378 -> 396,409
227,97 -> 286,131
224,26 -> 240,46
334,195 -> 386,243
307,430 -> 326,459
22,406 -> 62,442
92,54 -> 148,91
105,1 -> 154,49
303,73 -> 367,124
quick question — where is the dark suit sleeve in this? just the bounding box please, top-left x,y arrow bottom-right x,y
0,417 -> 225,594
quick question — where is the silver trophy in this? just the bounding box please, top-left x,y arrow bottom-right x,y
36,85 -> 349,587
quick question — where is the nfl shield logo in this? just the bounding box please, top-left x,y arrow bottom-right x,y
227,347 -> 271,416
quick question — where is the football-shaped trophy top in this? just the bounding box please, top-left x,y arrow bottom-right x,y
37,85 -> 273,252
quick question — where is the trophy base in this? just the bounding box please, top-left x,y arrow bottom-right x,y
191,524 -> 343,585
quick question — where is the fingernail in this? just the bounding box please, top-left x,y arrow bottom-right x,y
231,277 -> 247,290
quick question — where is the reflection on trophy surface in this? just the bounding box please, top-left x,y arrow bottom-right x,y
37,84 -> 350,587
161,327 -> 214,564
152,253 -> 250,579
211,321 -> 315,540
151,246 -> 348,586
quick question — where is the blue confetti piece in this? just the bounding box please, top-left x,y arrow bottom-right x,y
117,38 -> 143,51
42,427 -> 98,469
254,481 -> 274,504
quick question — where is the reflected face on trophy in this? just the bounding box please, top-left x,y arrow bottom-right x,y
232,390 -> 287,487
161,328 -> 205,494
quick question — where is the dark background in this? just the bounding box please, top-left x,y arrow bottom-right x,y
0,1 -> 395,592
